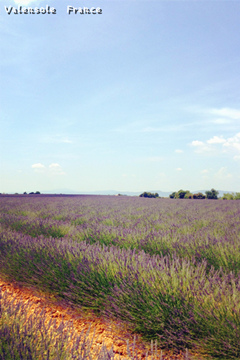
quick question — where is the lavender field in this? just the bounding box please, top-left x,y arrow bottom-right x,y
0,195 -> 240,359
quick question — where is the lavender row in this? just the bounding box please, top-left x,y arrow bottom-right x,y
0,288 -> 167,360
0,227 -> 239,358
0,288 -> 120,360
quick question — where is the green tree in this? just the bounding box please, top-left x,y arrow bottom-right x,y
223,192 -> 240,200
223,193 -> 234,200
193,192 -> 206,199
176,190 -> 190,199
140,192 -> 159,198
235,192 -> 240,200
184,193 -> 193,199
205,188 -> 219,199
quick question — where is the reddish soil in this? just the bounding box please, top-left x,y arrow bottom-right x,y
0,278 -> 204,359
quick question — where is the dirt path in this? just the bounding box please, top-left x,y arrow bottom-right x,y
0,278 -> 200,359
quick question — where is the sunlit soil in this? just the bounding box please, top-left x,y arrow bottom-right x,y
0,278 -> 206,360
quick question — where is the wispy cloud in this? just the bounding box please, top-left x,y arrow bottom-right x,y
139,122 -> 197,133
62,139 -> 73,144
175,149 -> 183,153
31,163 -> 45,173
191,140 -> 212,153
215,167 -> 232,180
201,169 -> 209,179
223,132 -> 240,152
49,163 -> 66,175
188,106 -> 240,127
191,132 -> 240,158
113,120 -> 199,135
32,163 -> 45,169
41,135 -> 73,144
207,136 -> 226,144
192,140 -> 204,147
176,168 -> 182,171
203,107 -> 240,128
211,118 -> 231,125
209,108 -> 240,120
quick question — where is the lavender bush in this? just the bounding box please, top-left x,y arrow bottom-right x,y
0,288 -> 168,360
0,288 -> 116,360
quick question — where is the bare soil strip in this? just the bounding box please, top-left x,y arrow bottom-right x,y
0,278 -> 202,359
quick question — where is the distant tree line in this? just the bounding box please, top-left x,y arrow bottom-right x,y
23,191 -> 41,195
0,192 -> 41,196
139,192 -> 159,198
169,188 -> 219,199
222,192 -> 240,200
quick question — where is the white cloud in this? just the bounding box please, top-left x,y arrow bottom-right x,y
210,108 -> 240,120
223,132 -> 240,152
32,163 -> 45,169
49,163 -> 61,169
191,140 -> 204,147
190,140 -> 212,153
207,136 -> 226,144
211,118 -> 231,124
31,163 -> 65,175
201,169 -> 209,174
234,155 -> 240,161
215,167 -> 232,179
191,132 -> 240,157
49,163 -> 66,175
31,163 -> 46,173
175,149 -> 183,153
176,168 -> 182,171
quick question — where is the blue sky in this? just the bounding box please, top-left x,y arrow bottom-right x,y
0,0 -> 240,193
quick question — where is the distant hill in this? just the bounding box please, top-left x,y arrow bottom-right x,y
42,189 -> 143,196
41,188 -> 170,196
41,189 -> 232,197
